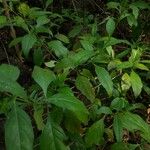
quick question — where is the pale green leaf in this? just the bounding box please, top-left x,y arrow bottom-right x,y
95,66 -> 113,96
130,70 -> 143,97
55,34 -> 69,44
32,66 -> 56,96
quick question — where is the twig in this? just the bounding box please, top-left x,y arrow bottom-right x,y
1,41 -> 10,64
2,0 -> 23,62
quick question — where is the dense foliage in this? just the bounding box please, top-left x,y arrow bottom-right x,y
0,0 -> 150,149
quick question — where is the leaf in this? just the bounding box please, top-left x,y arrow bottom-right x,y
111,142 -> 129,150
5,102 -> 34,150
55,34 -> 70,44
0,75 -> 27,99
36,15 -> 50,27
134,63 -> 149,71
45,0 -> 53,9
111,98 -> 129,111
116,61 -> 133,69
0,64 -> 20,81
107,2 -> 120,10
48,40 -> 68,57
121,73 -> 131,91
22,34 -> 37,58
113,114 -> 123,142
0,15 -> 7,27
32,66 -> 56,96
40,117 -> 67,150
97,106 -> 112,115
106,17 -> 116,36
130,5 -> 139,19
48,92 -> 89,123
33,48 -> 43,66
121,112 -> 150,143
75,75 -> 95,102
68,25 -> 83,38
33,104 -> 44,130
85,119 -> 104,147
130,70 -> 143,97
80,40 -> 93,51
95,66 -> 113,96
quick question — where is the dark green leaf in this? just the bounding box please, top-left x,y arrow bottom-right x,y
5,103 -> 34,150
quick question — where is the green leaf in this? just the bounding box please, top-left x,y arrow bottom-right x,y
0,64 -> 20,81
48,92 -> 89,123
107,2 -> 120,10
134,63 -> 149,71
97,106 -> 112,115
121,112 -> 150,143
111,98 -> 129,111
130,5 -> 139,19
121,73 -> 131,91
22,34 -> 37,58
80,40 -> 93,51
32,66 -> 55,96
33,104 -> 44,130
55,34 -> 70,44
113,114 -> 123,142
95,66 -> 113,96
75,75 -> 95,102
48,40 -> 68,57
85,119 -> 104,147
0,15 -> 7,27
111,142 -> 129,150
5,102 -> 34,150
36,15 -> 49,27
116,61 -> 133,69
33,48 -> 43,66
45,0 -> 53,9
0,75 -> 27,99
130,70 -> 143,97
40,117 -> 67,150
106,17 -> 116,36
68,25 -> 83,38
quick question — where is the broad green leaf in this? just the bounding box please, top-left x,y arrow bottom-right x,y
132,1 -> 150,9
106,17 -> 116,36
121,112 -> 150,143
113,114 -> 123,142
80,40 -> 93,51
0,64 -> 20,81
40,117 -> 67,150
95,66 -> 113,96
130,5 -> 139,19
85,119 -> 104,147
97,106 -> 112,115
55,34 -> 70,44
130,70 -> 143,97
48,40 -> 68,57
36,15 -> 49,27
75,75 -> 95,102
5,103 -> 34,150
111,142 -> 129,150
127,14 -> 137,27
48,92 -> 89,123
18,3 -> 30,17
0,75 -> 27,99
22,34 -> 37,58
111,98 -> 129,111
32,66 -> 55,96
